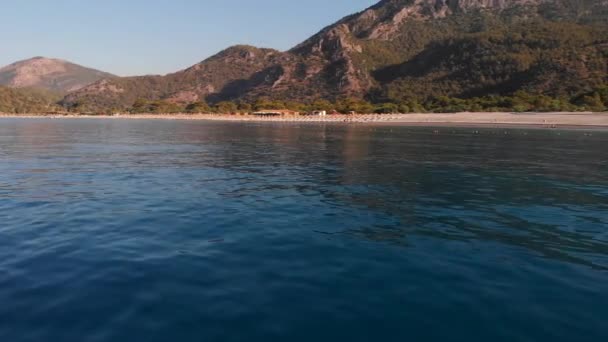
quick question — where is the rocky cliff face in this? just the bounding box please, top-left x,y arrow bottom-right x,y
0,57 -> 115,93
286,0 -> 551,96
294,0 -> 546,43
338,0 -> 547,39
61,0 -> 608,110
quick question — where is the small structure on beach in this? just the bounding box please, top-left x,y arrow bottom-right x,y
252,109 -> 299,116
310,110 -> 327,116
44,111 -> 70,115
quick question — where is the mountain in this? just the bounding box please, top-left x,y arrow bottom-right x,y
0,57 -> 115,93
63,0 -> 608,111
63,46 -> 293,111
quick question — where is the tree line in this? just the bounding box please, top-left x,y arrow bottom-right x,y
3,86 -> 606,115
122,87 -> 608,114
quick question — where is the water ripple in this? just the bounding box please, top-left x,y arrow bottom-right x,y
0,119 -> 606,342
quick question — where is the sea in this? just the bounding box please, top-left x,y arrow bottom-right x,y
0,118 -> 606,341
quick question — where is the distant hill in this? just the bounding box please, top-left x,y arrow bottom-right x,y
63,0 -> 608,111
0,57 -> 115,93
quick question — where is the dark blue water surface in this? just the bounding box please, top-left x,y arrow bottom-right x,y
0,118 -> 607,342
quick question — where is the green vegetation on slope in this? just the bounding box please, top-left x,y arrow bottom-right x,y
0,87 -> 62,113
118,84 -> 608,114
370,20 -> 608,103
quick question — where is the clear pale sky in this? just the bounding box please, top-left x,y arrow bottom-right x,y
0,0 -> 377,76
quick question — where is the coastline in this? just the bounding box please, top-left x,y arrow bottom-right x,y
1,112 -> 607,129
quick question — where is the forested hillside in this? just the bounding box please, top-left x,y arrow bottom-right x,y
0,86 -> 62,113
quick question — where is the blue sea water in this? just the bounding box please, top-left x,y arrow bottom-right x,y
0,118 -> 607,342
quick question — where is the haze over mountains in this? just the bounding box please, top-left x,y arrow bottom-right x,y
1,0 -> 607,113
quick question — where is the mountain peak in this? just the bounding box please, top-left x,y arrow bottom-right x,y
0,57 -> 114,93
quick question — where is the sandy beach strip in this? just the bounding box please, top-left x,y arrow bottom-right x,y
1,112 -> 607,128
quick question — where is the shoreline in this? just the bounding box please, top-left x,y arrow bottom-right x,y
1,112 -> 607,129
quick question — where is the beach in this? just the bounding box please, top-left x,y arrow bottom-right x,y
1,112 -> 607,128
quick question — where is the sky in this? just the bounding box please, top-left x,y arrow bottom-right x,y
0,0 -> 377,76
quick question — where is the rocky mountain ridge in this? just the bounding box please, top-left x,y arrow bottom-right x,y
61,0 -> 608,110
